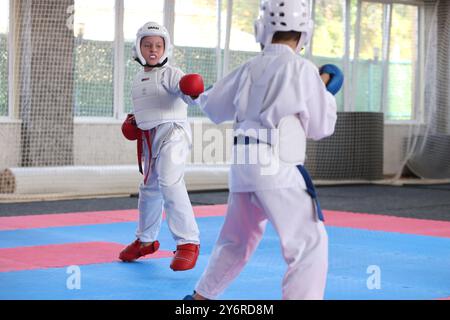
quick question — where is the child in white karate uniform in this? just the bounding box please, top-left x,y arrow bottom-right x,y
180,0 -> 343,299
119,22 -> 201,272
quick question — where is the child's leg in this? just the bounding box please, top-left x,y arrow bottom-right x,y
195,192 -> 267,300
155,126 -> 199,245
254,188 -> 328,300
136,144 -> 164,243
120,141 -> 162,262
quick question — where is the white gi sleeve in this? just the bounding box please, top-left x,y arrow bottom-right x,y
299,61 -> 337,140
161,66 -> 198,106
259,58 -> 337,141
195,66 -> 246,124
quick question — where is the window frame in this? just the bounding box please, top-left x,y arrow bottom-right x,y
385,1 -> 425,124
0,0 -> 14,122
74,0 -> 175,124
73,0 -> 120,123
1,0 -> 429,124
346,0 -> 425,123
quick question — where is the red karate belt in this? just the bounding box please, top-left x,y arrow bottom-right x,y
137,129 -> 153,185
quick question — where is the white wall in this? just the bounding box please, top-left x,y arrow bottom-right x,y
73,121 -> 135,166
0,120 -> 21,168
0,120 -> 412,178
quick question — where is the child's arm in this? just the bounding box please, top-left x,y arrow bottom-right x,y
196,66 -> 245,124
162,68 -> 210,108
299,62 -> 338,140
178,66 -> 245,124
161,68 -> 197,105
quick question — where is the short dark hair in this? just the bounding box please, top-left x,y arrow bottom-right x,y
272,31 -> 302,43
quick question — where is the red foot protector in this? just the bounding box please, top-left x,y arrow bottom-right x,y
170,243 -> 200,271
119,239 -> 160,262
0,242 -> 173,273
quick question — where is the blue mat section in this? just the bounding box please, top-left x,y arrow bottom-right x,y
1,216 -> 449,300
0,217 -> 225,251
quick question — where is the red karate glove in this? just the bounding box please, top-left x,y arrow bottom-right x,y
121,114 -> 139,141
179,74 -> 204,99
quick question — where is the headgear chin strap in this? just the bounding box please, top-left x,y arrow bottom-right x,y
134,57 -> 169,69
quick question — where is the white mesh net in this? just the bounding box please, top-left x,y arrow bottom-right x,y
0,0 -> 237,197
0,0 -> 7,118
401,0 -> 450,179
16,0 -> 75,167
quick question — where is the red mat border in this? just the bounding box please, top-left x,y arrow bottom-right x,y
0,241 -> 174,273
0,205 -> 449,238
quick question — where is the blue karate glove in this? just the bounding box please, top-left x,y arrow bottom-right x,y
319,64 -> 344,96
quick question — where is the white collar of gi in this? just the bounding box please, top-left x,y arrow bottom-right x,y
263,43 -> 295,55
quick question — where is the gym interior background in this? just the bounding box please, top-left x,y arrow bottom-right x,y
0,0 -> 449,198
0,0 -> 449,301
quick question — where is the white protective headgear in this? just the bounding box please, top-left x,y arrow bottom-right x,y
132,22 -> 173,67
254,0 -> 314,53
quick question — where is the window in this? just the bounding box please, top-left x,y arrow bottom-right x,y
351,1 -> 385,113
0,0 -> 8,117
173,0 -> 219,84
73,0 -> 115,117
68,0 -> 423,122
172,0 -> 260,117
123,0 -> 164,114
387,3 -> 419,120
311,0 -> 421,121
228,0 -> 260,71
312,0 -> 345,57
173,0 -> 221,117
311,0 -> 346,111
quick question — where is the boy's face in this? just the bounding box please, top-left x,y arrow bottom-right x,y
140,36 -> 165,66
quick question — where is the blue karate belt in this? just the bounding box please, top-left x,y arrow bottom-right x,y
233,136 -> 324,221
233,136 -> 261,145
297,165 -> 325,222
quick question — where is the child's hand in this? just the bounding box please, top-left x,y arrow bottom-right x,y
319,64 -> 344,95
179,74 -> 204,99
320,73 -> 331,85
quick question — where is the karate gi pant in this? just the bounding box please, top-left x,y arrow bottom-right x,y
136,124 -> 200,245
195,187 -> 328,300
